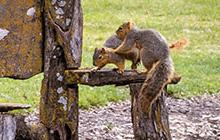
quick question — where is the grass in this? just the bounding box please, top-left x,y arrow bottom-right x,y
0,0 -> 219,110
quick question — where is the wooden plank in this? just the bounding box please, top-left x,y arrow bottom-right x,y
0,103 -> 31,112
0,0 -> 43,79
64,69 -> 146,86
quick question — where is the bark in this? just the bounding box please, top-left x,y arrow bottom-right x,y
40,0 -> 82,139
129,84 -> 171,140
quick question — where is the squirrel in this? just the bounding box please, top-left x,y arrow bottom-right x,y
93,45 -> 180,84
93,24 -> 186,82
113,21 -> 175,109
92,38 -> 180,84
116,21 -> 188,50
93,47 -> 128,73
93,21 -> 187,73
93,30 -> 140,73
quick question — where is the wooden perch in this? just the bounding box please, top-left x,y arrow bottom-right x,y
0,103 -> 31,112
64,69 -> 181,86
65,69 -> 146,86
64,69 -> 146,86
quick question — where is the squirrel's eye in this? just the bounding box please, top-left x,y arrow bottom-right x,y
98,55 -> 102,59
118,27 -> 122,30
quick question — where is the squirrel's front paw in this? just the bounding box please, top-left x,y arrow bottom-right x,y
112,68 -> 124,74
113,49 -> 118,53
91,67 -> 99,72
117,69 -> 124,74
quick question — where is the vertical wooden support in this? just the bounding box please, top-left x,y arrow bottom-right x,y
129,84 -> 171,140
40,0 -> 83,139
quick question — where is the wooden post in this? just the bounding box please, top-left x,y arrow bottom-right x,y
129,84 -> 171,140
40,0 -> 83,139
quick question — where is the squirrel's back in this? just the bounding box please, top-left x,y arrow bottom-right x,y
136,29 -> 174,114
135,29 -> 169,59
123,28 -> 170,71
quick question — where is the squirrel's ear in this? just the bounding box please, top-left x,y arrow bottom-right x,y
128,21 -> 134,29
101,48 -> 106,54
94,48 -> 98,53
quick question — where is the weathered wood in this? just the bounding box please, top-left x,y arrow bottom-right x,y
65,69 -> 181,86
40,0 -> 83,139
65,69 -> 146,86
0,0 -> 43,79
40,22 -> 78,140
45,0 -> 83,69
129,84 -> 171,140
0,115 -> 16,140
0,114 -> 49,140
0,103 -> 31,112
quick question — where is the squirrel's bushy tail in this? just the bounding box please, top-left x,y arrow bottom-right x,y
169,38 -> 188,49
138,57 -> 174,110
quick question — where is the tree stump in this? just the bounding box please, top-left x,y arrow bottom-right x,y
130,84 -> 171,140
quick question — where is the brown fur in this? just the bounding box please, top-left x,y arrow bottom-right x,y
169,38 -> 188,49
93,21 -> 182,83
115,21 -> 184,84
93,34 -> 140,72
93,47 -> 125,73
115,22 -> 174,109
116,21 -> 188,50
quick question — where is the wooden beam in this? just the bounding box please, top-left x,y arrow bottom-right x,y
64,69 -> 146,86
65,69 -> 181,86
0,103 -> 31,112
